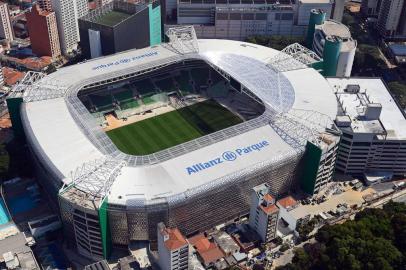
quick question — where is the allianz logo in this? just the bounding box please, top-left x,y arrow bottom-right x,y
186,140 -> 269,175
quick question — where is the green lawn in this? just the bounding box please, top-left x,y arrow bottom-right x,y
106,100 -> 242,155
95,10 -> 131,26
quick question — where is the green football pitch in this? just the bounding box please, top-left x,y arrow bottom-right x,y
106,100 -> 243,155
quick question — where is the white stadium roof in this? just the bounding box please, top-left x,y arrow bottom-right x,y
19,37 -> 338,205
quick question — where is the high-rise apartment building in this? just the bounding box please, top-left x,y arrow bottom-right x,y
51,0 -> 88,54
249,184 -> 279,243
361,0 -> 382,17
157,223 -> 189,270
0,2 -> 14,41
37,0 -> 53,11
26,5 -> 61,59
376,0 -> 405,37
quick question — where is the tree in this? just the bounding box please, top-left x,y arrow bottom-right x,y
245,35 -> 305,51
296,218 -> 317,240
279,201 -> 406,270
0,144 -> 9,181
388,82 -> 406,109
280,243 -> 290,252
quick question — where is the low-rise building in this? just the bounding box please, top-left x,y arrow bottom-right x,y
276,196 -> 300,232
188,234 -> 224,269
212,231 -> 240,257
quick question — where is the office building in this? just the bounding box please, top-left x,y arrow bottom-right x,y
376,0 -> 406,38
361,0 -> 382,17
328,78 -> 406,181
26,4 -> 61,59
79,0 -> 161,59
174,0 -> 333,40
51,0 -> 88,54
312,19 -> 357,77
0,2 -> 14,41
249,184 -> 279,243
157,223 -> 189,270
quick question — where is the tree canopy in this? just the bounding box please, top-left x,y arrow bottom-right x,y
276,201 -> 406,270
245,36 -> 305,51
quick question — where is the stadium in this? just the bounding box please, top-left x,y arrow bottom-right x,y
8,27 -> 341,260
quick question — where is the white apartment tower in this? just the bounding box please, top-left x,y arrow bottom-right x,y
249,184 -> 279,243
157,223 -> 189,270
0,2 -> 14,41
376,0 -> 405,37
51,0 -> 88,55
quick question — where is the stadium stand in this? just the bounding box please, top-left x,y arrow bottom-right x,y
134,79 -> 156,96
209,69 -> 224,85
174,71 -> 193,94
142,96 -> 155,105
89,93 -> 114,112
207,81 -> 229,98
191,68 -> 209,87
114,88 -> 139,110
155,77 -> 176,92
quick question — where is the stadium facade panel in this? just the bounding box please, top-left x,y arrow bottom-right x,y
13,39 -> 339,260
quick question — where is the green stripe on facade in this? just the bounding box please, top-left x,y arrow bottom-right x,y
301,141 -> 322,195
148,3 -> 162,46
6,97 -> 24,139
99,197 -> 111,259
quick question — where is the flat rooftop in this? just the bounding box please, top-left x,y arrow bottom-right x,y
94,10 -> 131,26
327,78 -> 406,140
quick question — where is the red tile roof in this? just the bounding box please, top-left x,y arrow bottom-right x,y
277,196 -> 298,209
188,234 -> 224,265
260,204 -> 279,215
263,193 -> 274,203
2,67 -> 25,86
160,227 -> 188,251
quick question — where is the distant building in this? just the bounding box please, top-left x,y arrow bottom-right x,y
78,0 -> 162,59
96,0 -> 113,8
26,4 -> 61,59
328,78 -> 406,179
0,2 -> 14,41
376,0 -> 406,38
51,0 -> 88,54
331,0 -> 345,22
175,0 -> 333,40
361,0 -> 382,17
157,223 -> 189,270
312,19 -> 357,77
249,184 -> 279,243
37,0 -> 53,12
